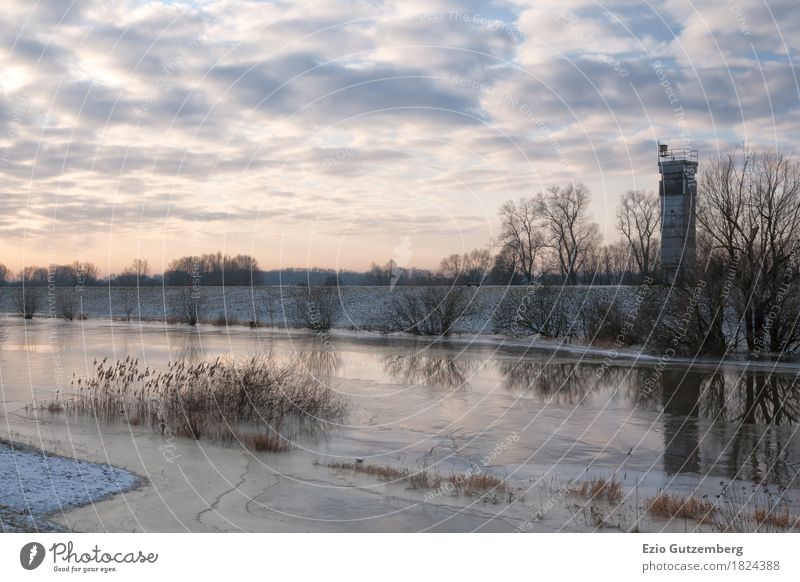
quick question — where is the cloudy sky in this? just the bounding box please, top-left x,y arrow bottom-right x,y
1,0 -> 797,274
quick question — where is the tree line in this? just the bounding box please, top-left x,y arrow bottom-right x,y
0,185 -> 658,289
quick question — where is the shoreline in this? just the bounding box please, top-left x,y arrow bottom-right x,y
4,312 -> 798,375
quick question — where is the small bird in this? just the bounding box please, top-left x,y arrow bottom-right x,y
355,458 -> 364,464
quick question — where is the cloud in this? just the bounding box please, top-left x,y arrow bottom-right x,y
1,0 -> 797,272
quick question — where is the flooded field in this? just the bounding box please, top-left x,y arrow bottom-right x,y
2,317 -> 799,532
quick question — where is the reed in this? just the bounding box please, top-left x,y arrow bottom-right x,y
568,477 -> 623,503
645,492 -> 715,524
753,507 -> 800,530
46,354 -> 347,451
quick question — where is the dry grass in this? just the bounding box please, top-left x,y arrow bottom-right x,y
645,492 -> 715,523
708,481 -> 800,532
458,472 -> 508,497
43,354 -> 347,452
753,507 -> 800,530
568,477 -> 623,503
236,430 -> 291,453
324,461 -> 509,498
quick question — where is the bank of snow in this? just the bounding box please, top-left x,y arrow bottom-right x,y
0,284 -> 636,333
0,440 -> 140,532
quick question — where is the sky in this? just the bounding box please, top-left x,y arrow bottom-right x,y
0,0 -> 798,275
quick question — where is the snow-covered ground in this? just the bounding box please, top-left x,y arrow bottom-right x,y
0,285 -> 638,333
0,440 -> 140,532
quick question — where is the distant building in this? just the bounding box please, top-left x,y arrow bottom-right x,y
658,143 -> 698,283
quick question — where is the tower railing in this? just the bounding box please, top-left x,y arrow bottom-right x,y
658,147 -> 698,164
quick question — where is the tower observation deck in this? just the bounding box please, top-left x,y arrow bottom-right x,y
658,143 -> 698,284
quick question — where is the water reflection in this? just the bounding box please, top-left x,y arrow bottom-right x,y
714,374 -> 800,426
497,360 -> 621,405
496,361 -> 800,484
382,354 -> 478,390
295,349 -> 344,378
639,369 -> 800,427
660,369 -> 701,475
650,369 -> 800,484
169,331 -> 207,364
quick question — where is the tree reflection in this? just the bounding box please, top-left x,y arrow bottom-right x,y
170,331 -> 206,364
496,359 -> 624,405
694,372 -> 800,426
635,367 -> 800,427
382,354 -> 477,390
493,360 -> 800,485
660,369 -> 701,475
655,369 -> 800,484
294,349 -> 343,378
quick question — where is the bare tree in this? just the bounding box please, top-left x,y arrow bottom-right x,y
13,266 -> 45,318
119,287 -> 136,321
498,198 -> 546,282
0,263 -> 11,286
464,248 -> 492,282
487,246 -> 522,284
439,253 -> 464,282
581,241 -> 633,284
616,189 -> 660,279
132,259 -> 150,280
439,248 -> 492,284
56,291 -> 77,320
171,286 -> 206,326
697,147 -> 800,357
537,183 -> 601,285
13,287 -> 41,319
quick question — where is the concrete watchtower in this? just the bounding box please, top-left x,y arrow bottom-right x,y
658,143 -> 698,283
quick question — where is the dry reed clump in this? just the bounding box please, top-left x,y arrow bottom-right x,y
710,480 -> 800,532
324,461 -> 508,498
567,477 -> 623,503
457,472 -> 508,497
235,430 -> 291,453
45,354 -> 347,452
753,507 -> 800,530
645,492 -> 715,523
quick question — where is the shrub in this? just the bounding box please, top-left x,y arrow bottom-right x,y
645,281 -> 728,357
292,287 -> 341,332
170,286 -> 206,326
56,291 -> 77,321
118,286 -> 137,321
12,286 -> 41,319
387,286 -> 475,336
580,296 -> 628,345
493,285 -> 573,338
